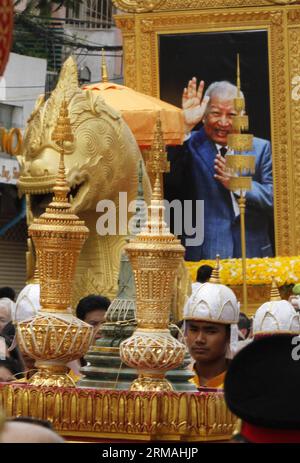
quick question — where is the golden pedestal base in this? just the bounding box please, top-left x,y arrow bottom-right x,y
28,363 -> 76,388
130,373 -> 173,392
0,383 -> 237,442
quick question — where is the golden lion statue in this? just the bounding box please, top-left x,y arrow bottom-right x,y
18,57 -> 152,305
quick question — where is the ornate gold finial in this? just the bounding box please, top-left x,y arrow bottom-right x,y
146,118 -> 170,179
270,276 -> 281,301
101,48 -> 109,83
146,117 -> 170,200
51,99 -> 74,148
230,54 -> 248,134
50,98 -> 74,206
120,119 -> 186,392
142,117 -> 171,234
209,255 -> 221,284
28,99 -> 89,312
16,98 -> 93,388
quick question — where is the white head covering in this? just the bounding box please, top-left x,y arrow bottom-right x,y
183,281 -> 240,357
0,297 -> 15,324
253,278 -> 300,336
14,283 -> 40,322
253,300 -> 300,336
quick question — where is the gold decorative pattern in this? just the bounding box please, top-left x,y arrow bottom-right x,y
112,0 -> 167,13
288,26 -> 300,252
17,315 -> 92,362
226,154 -> 256,173
115,7 -> 294,256
268,10 -> 291,256
162,0 -> 300,8
227,134 -> 254,152
0,384 -> 237,442
113,0 -> 300,12
232,115 -> 249,132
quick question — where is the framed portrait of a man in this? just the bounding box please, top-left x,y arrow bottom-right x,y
160,29 -> 274,261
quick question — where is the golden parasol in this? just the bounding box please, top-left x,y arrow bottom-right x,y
83,81 -> 185,147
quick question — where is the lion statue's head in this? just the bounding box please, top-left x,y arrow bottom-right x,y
18,56 -> 150,221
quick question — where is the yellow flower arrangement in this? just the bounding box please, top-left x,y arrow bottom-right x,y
185,256 -> 300,286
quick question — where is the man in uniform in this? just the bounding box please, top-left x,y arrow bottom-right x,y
184,277 -> 239,388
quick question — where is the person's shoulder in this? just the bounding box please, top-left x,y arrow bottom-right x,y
253,136 -> 271,150
189,126 -> 207,144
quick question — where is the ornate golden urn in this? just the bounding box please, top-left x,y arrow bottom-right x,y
120,119 -> 186,392
16,100 -> 93,387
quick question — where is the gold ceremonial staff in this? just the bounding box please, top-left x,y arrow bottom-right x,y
226,55 -> 255,312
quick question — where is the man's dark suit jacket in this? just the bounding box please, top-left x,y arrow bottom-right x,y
164,127 -> 273,261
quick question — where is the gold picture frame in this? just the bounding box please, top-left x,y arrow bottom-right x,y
115,2 -> 300,258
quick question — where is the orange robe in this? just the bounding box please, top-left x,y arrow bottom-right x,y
189,368 -> 226,389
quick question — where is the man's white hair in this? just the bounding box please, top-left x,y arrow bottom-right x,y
204,80 -> 244,100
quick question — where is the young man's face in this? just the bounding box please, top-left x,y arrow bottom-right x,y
185,320 -> 229,363
203,95 -> 237,146
84,309 -> 106,341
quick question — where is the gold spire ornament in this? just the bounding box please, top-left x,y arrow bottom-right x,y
119,118 -> 186,392
225,55 -> 256,313
101,48 -> 109,83
16,100 -> 93,387
270,276 -> 281,301
209,255 -> 221,284
145,117 -> 170,195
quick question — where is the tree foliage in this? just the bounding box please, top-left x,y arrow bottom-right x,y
14,0 -> 82,17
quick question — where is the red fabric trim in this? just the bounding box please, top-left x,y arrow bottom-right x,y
242,422 -> 300,443
0,0 -> 14,76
